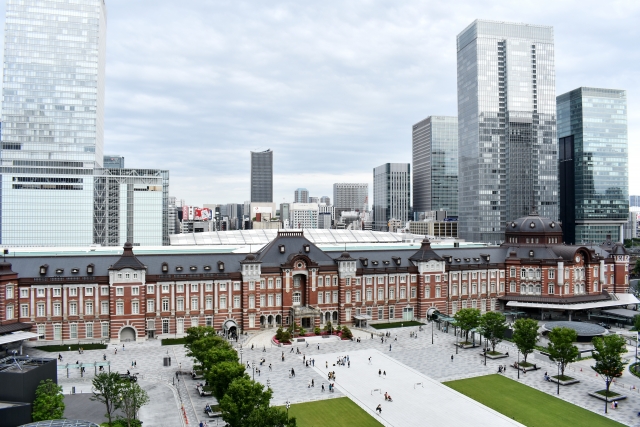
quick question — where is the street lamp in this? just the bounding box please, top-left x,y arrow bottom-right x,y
455,326 -> 459,354
286,400 -> 291,418
252,361 -> 255,381
267,378 -> 271,390
517,347 -> 520,379
240,348 -> 243,364
431,319 -> 434,345
557,361 -> 561,395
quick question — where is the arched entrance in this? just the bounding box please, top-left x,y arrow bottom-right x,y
268,315 -> 274,327
332,311 -> 338,322
260,315 -> 266,328
223,319 -> 238,338
325,312 -> 331,324
119,326 -> 136,342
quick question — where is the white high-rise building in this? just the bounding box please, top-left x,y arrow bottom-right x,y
1,0 -> 107,246
333,183 -> 368,219
290,203 -> 319,229
457,20 -> 558,243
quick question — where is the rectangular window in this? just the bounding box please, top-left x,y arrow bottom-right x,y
355,291 -> 361,302
162,284 -> 170,293
37,288 -> 45,297
85,287 -> 93,296
436,286 -> 441,298
268,279 -> 274,289
20,288 -> 29,298
53,303 -> 61,316
462,285 -> 467,295
510,268 -> 516,278
234,296 -> 241,308
147,285 -> 154,294
205,316 -> 213,327
356,278 -> 361,285
6,305 -> 14,320
132,286 -> 139,296
132,301 -> 139,314
85,301 -> 93,315
400,287 -> 406,299
100,286 -> 108,296
52,288 -> 60,297
389,288 -> 395,299
177,298 -> 184,311
54,324 -> 62,340
411,287 -> 416,298
426,286 -> 431,298
177,284 -> 184,293
333,291 -> 338,303
548,284 -> 555,294
594,267 -> 599,277
220,296 -> 227,309
220,282 -> 227,291
325,291 -> 331,303
116,302 -> 124,315
249,281 -> 255,290
102,301 -> 109,314
191,283 -> 199,292
389,306 -> 395,319
162,299 -> 169,311
69,323 -> 78,339
378,306 -> 383,320
366,277 -> 372,285
249,295 -> 255,308
191,297 -> 198,310
147,300 -> 155,312
116,287 -> 124,296
378,288 -> 384,300
378,276 -> 384,284
276,294 -> 282,306
260,295 -> 265,307
346,278 -> 351,286
206,283 -> 213,291
472,272 -> 477,279
400,275 -> 407,283
318,292 -> 324,304
346,291 -> 351,303
390,276 -> 396,284
411,274 -> 417,283
206,297 -> 212,309
548,269 -> 555,279
69,288 -> 78,297
21,304 -> 29,318
425,275 -> 431,283
102,323 -> 109,338
326,277 -> 331,286
260,280 -> 266,289
276,278 -> 282,288
37,324 -> 46,340
451,285 -> 457,296
163,319 -> 170,334
366,289 -> 372,301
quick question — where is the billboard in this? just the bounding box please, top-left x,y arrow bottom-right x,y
194,208 -> 213,221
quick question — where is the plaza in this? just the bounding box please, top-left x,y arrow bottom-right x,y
20,321 -> 640,427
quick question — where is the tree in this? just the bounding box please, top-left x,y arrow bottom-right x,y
633,315 -> 640,332
479,311 -> 507,352
245,406 -> 297,427
91,372 -> 123,426
32,379 -> 65,421
184,326 -> 229,367
340,326 -> 353,340
591,334 -> 628,414
201,346 -> 240,370
453,308 -> 481,343
512,318 -> 539,363
547,327 -> 579,377
118,381 -> 150,427
205,361 -> 249,400
220,377 -> 272,427
634,259 -> 640,276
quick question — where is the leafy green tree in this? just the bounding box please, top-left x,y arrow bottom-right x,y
323,321 -> 333,333
591,334 -> 628,414
280,330 -> 291,344
633,259 -> 640,276
220,377 -> 272,427
245,406 -> 297,427
32,379 -> 65,421
201,346 -> 240,369
205,361 -> 249,400
314,327 -> 321,335
275,327 -> 284,341
185,327 -> 229,367
633,315 -> 640,332
91,372 -> 123,426
512,318 -> 539,363
340,326 -> 353,340
547,327 -> 579,377
479,311 -> 507,352
118,381 -> 150,427
453,308 -> 481,343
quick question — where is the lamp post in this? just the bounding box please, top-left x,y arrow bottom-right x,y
252,361 -> 255,381
431,319 -> 434,345
286,400 -> 291,418
240,348 -> 243,364
557,361 -> 561,395
267,378 -> 271,391
455,326 -> 458,354
517,347 -> 520,379
484,340 -> 487,366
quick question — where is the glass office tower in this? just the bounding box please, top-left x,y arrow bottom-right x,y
373,163 -> 410,231
558,87 -> 628,244
333,183 -> 368,219
250,149 -> 273,203
1,0 -> 107,246
412,116 -> 458,217
457,20 -> 558,243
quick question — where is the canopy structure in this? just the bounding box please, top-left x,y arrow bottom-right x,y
506,293 -> 639,311
0,331 -> 38,346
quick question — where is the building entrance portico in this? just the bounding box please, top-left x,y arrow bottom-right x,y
291,305 -> 321,329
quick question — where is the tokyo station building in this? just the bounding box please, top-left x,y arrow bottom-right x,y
0,215 -> 635,344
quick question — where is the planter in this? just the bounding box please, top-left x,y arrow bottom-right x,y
483,352 -> 509,360
548,375 -> 580,386
456,342 -> 476,349
588,390 -> 627,402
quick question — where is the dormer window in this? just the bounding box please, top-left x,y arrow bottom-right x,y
372,261 -> 379,266
71,268 -> 79,274
529,250 -> 535,257
204,265 -> 211,271
279,245 -> 285,253
383,260 -> 390,265
175,266 -> 183,272
87,264 -> 94,275
455,258 -> 461,262
218,261 -> 225,271
39,264 -> 48,275
304,244 -> 310,253
392,257 -> 401,266
190,266 -> 197,271
161,263 -> 168,273
55,268 -> 63,274
360,258 -> 368,267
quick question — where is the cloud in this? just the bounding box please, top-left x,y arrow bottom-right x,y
2,0 -> 639,209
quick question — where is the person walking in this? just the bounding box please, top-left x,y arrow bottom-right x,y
376,404 -> 382,414
269,363 -> 272,371
322,383 -> 325,392
379,369 -> 382,377
389,344 -> 392,352
317,344 -> 320,350
451,354 -> 454,362
122,344 -> 125,352
311,379 -> 314,387
383,370 -> 386,378
348,360 -> 350,368
291,368 -> 295,377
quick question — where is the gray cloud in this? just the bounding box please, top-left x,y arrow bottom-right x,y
1,1 -> 639,206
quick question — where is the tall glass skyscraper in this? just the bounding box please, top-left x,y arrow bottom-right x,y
412,116 -> 458,217
1,0 -> 107,246
373,163 -> 410,231
558,87 -> 628,244
457,20 -> 558,243
333,183 -> 368,219
250,149 -> 273,203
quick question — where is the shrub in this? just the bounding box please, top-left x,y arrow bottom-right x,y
275,327 -> 284,341
314,327 -> 321,335
298,327 -> 307,336
341,326 -> 353,340
280,331 -> 291,344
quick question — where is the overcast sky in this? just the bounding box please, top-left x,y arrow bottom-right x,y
1,0 -> 639,207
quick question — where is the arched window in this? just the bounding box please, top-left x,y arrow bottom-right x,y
292,292 -> 301,305
535,285 -> 541,294
580,284 -> 585,294
594,281 -> 598,292
528,284 -> 533,294
574,284 -> 579,294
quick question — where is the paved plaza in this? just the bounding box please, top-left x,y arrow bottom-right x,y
26,325 -> 640,426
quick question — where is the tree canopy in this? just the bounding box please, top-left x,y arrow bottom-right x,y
454,308 -> 481,342
205,361 -> 249,401
479,311 -> 507,352
220,378 -> 273,427
91,372 -> 123,426
119,381 -> 150,427
512,318 -> 538,363
591,334 -> 628,413
32,379 -> 65,422
547,327 -> 579,377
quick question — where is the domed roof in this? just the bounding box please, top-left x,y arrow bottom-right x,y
505,214 -> 561,234
245,254 -> 256,260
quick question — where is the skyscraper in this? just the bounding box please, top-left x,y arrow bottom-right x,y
104,155 -> 125,169
373,163 -> 411,231
412,116 -> 458,217
250,149 -> 273,203
320,196 -> 331,205
558,87 -> 628,244
294,188 -> 309,203
333,183 -> 368,219
1,0 -> 107,246
457,20 -> 558,243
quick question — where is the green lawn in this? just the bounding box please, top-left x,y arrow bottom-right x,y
161,337 -> 187,346
445,374 -> 625,427
35,343 -> 107,352
370,321 -> 424,330
284,397 -> 382,427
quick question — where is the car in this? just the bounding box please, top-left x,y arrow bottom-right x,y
597,322 -> 611,329
118,373 -> 138,382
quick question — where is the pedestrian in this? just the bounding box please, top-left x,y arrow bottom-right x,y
134,360 -> 136,367
376,404 -> 382,414
371,333 -> 373,339
308,380 -> 311,388
269,363 -> 272,371
122,344 -> 125,351
326,361 -> 328,368
292,368 -> 295,377
312,359 -> 315,367
132,361 -> 134,367
348,361 -> 351,368
451,354 -> 454,362
317,344 -> 320,350
322,383 -> 325,392
368,357 -> 372,365
389,344 -> 392,351
115,348 -> 117,355
379,369 -> 381,376
200,421 -> 204,427
311,379 -> 314,387
383,370 -> 386,377
306,342 -> 309,348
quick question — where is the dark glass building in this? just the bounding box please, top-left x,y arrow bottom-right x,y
557,87 -> 628,244
250,149 -> 273,203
